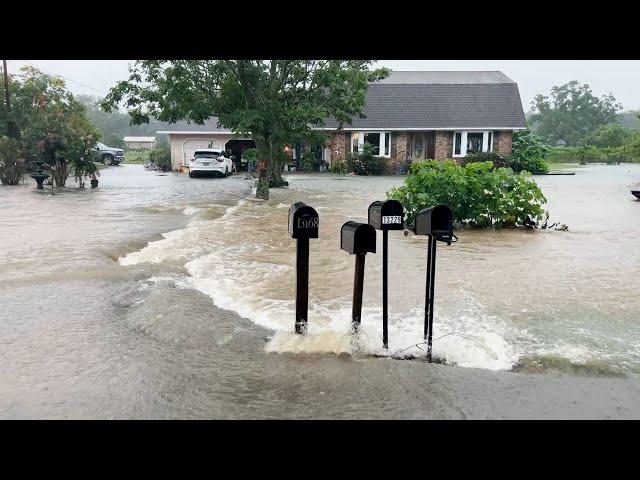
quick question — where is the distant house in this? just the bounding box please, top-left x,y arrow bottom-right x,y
124,136 -> 157,150
158,71 -> 526,172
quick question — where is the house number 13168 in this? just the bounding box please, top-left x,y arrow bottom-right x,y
297,217 -> 319,228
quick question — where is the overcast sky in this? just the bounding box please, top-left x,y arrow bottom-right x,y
6,60 -> 640,112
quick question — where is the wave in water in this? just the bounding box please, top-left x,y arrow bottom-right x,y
119,199 -> 523,370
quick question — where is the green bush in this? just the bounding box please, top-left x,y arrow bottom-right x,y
508,155 -> 549,174
509,129 -> 550,173
300,151 -> 318,171
460,151 -> 510,168
330,159 -> 347,175
345,143 -> 388,175
0,136 -> 25,185
388,160 -> 547,229
148,147 -> 171,170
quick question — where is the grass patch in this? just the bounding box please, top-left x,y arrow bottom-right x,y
123,150 -> 151,164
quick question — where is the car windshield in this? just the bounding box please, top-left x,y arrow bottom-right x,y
96,142 -> 108,149
194,151 -> 221,159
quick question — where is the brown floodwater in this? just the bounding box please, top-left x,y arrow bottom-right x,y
1,163 -> 640,419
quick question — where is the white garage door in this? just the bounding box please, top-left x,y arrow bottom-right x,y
182,138 -> 224,165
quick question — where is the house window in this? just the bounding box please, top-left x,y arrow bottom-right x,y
364,133 -> 380,155
452,131 -> 494,157
350,132 -> 391,157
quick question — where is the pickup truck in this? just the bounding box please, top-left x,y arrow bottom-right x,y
93,142 -> 125,165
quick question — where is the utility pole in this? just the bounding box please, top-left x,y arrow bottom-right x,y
2,60 -> 10,114
2,60 -> 19,139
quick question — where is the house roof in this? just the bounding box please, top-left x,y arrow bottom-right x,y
156,71 -> 526,134
322,71 -> 526,130
123,136 -> 156,142
156,119 -> 231,134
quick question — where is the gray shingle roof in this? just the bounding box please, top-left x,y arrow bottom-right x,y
323,71 -> 526,130
156,71 -> 526,133
156,118 -> 230,133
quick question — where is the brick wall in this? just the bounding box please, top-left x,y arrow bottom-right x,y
392,132 -> 408,171
493,130 -> 513,156
330,131 -> 349,163
434,131 -> 452,159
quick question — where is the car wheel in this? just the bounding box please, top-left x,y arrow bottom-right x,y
103,155 -> 113,166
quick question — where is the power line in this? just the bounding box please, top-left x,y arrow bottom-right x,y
18,60 -> 106,96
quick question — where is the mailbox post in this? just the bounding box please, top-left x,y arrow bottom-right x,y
413,204 -> 456,362
368,200 -> 404,349
340,221 -> 377,332
288,202 -> 319,334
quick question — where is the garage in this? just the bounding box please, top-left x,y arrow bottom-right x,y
182,138 -> 225,165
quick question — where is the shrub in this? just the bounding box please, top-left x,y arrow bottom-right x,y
0,136 -> 25,185
148,146 -> 171,170
300,151 -> 318,171
330,159 -> 347,175
345,143 -> 389,175
509,129 -> 550,174
243,148 -> 261,163
508,155 -> 549,174
388,160 -> 547,229
460,151 -> 510,168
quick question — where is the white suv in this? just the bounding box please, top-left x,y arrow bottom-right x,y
188,149 -> 233,178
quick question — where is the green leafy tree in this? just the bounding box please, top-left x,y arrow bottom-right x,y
529,81 -> 622,147
585,123 -> 633,148
509,129 -> 550,174
77,94 -> 162,142
1,66 -> 101,187
0,136 -> 25,185
101,60 -> 389,199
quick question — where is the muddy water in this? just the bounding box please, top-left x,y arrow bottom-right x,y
1,164 -> 640,419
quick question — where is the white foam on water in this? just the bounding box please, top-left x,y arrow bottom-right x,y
183,206 -> 204,216
121,198 -> 521,370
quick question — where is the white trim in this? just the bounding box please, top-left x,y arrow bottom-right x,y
315,126 -> 524,131
158,130 -> 238,135
349,131 -> 391,157
452,130 -> 493,157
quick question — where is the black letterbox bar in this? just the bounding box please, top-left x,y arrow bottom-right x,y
288,202 -> 319,334
340,221 -> 377,332
367,199 -> 405,349
412,204 -> 455,362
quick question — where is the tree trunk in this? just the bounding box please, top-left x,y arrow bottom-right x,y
267,140 -> 288,188
254,138 -> 270,200
53,163 -> 68,187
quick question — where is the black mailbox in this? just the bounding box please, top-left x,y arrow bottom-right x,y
414,204 -> 454,243
288,202 -> 319,239
368,200 -> 404,231
341,222 -> 376,255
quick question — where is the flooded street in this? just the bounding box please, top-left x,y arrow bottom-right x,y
1,164 -> 640,419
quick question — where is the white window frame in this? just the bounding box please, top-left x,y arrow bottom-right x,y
350,131 -> 391,157
452,131 -> 493,157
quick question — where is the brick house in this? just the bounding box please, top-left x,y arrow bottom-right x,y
158,71 -> 525,172
319,71 -> 526,172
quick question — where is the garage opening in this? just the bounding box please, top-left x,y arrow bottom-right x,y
225,139 -> 256,171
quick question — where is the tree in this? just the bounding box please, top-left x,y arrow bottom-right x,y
585,123 -> 634,148
529,81 -> 622,147
1,66 -> 101,187
0,136 -> 25,185
508,129 -> 550,174
101,60 -> 389,199
77,94 -> 163,143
